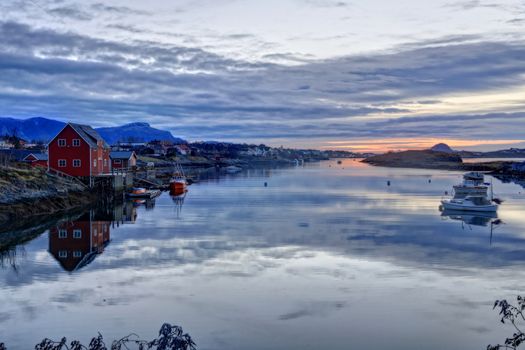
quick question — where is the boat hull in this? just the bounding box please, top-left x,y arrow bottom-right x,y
441,200 -> 498,212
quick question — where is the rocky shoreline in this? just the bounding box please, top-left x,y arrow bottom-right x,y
0,166 -> 95,224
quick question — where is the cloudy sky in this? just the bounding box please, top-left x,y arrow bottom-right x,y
1,0 -> 525,151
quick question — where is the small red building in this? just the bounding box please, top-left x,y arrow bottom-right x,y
23,153 -> 48,168
48,123 -> 111,179
110,151 -> 137,170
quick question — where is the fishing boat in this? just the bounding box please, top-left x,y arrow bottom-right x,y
441,195 -> 498,212
169,162 -> 187,195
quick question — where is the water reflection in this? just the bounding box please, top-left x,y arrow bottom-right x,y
0,160 -> 524,350
441,209 -> 498,227
48,210 -> 112,272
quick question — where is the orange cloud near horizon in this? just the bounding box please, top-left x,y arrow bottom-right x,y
322,138 -> 525,153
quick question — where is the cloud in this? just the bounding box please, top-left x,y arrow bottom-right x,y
0,20 -> 524,144
90,2 -> 149,15
46,5 -> 93,21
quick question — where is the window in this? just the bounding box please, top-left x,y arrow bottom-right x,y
104,159 -> 107,167
58,159 -> 66,167
93,159 -> 97,167
58,139 -> 66,147
73,159 -> 81,167
59,229 -> 67,238
73,251 -> 82,258
59,251 -> 67,258
72,139 -> 81,147
93,228 -> 98,236
73,229 -> 82,239
114,159 -> 122,164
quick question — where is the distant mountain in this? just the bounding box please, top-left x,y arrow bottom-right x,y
0,117 -> 185,145
96,122 -> 185,144
430,143 -> 455,153
0,117 -> 64,142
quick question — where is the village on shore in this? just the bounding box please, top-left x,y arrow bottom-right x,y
1,122 -> 525,225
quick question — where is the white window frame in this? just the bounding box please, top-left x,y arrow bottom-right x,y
73,251 -> 82,258
114,159 -> 122,164
73,229 -> 82,239
58,139 -> 66,147
59,251 -> 67,258
73,159 -> 81,168
93,159 -> 97,167
103,158 -> 107,167
59,229 -> 67,238
58,159 -> 67,167
72,139 -> 81,147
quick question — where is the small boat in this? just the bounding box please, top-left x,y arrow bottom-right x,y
170,162 -> 187,194
127,188 -> 161,199
441,195 -> 498,212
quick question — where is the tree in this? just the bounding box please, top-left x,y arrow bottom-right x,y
1,323 -> 196,350
489,296 -> 525,349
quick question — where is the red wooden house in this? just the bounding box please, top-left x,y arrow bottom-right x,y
48,123 -> 111,180
23,153 -> 48,168
110,151 -> 137,170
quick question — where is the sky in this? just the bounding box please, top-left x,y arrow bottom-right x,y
0,0 -> 525,152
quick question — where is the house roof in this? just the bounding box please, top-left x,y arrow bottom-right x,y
69,123 -> 110,148
24,153 -> 48,161
110,151 -> 136,160
0,149 -> 33,161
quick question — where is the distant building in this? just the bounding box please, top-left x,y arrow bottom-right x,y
23,153 -> 48,168
110,151 -> 137,170
174,144 -> 190,156
48,123 -> 111,178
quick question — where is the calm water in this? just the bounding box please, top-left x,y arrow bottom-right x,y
1,159 -> 525,350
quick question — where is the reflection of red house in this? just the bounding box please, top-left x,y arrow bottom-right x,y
23,153 -> 48,168
110,151 -> 137,170
49,212 -> 111,272
48,123 -> 111,178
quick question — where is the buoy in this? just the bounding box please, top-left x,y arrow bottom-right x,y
387,180 -> 391,186
428,179 -> 432,183
264,182 -> 268,187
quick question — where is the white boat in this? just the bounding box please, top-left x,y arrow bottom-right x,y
441,195 -> 498,212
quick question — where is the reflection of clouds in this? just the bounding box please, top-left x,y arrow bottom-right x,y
2,162 -> 525,349
279,301 -> 346,321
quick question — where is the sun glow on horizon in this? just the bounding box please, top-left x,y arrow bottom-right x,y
322,138 -> 525,153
